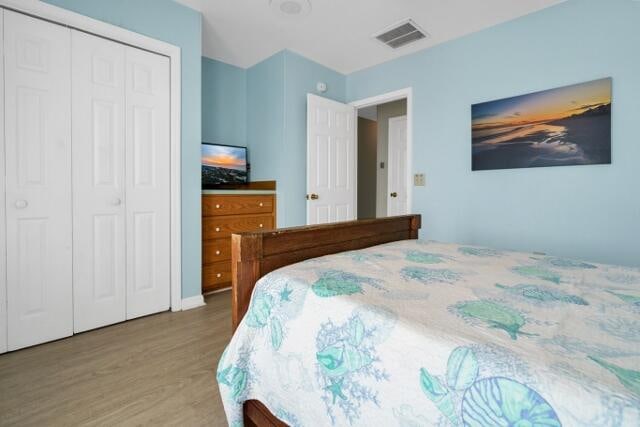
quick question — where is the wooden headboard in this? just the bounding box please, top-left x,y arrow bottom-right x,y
230,215 -> 421,330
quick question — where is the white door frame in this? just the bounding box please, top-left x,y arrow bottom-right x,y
0,0 -> 184,311
350,88 -> 413,218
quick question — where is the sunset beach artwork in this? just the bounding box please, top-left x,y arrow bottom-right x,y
471,78 -> 611,171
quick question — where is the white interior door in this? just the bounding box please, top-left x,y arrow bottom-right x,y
4,10 -> 73,350
306,94 -> 356,225
72,30 -> 127,333
387,116 -> 408,216
125,46 -> 171,319
0,8 -> 7,354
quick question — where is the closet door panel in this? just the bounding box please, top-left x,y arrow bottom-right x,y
71,30 -> 127,333
125,47 -> 171,319
0,9 -> 7,354
4,10 -> 72,350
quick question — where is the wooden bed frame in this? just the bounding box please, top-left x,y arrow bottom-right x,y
230,215 -> 421,427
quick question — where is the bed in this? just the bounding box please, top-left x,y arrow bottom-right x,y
218,215 -> 640,426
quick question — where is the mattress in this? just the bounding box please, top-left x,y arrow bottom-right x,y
218,240 -> 640,426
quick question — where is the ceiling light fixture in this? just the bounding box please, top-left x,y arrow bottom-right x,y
270,0 -> 311,17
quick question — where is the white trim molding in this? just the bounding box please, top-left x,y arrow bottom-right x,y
181,295 -> 206,311
2,0 -> 184,311
350,87 -> 414,218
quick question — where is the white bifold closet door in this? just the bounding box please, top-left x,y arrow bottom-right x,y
4,10 -> 73,350
71,31 -> 127,333
123,46 -> 171,319
71,30 -> 170,331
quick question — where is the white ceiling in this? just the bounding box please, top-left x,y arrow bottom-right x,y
176,0 -> 563,74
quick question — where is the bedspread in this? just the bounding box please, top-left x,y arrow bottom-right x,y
218,240 -> 640,426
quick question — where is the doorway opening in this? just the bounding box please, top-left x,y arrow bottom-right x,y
353,89 -> 412,219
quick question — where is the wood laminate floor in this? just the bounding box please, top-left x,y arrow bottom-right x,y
0,292 -> 232,426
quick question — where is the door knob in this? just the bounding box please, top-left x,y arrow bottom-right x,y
390,192 -> 398,198
112,197 -> 122,206
306,193 -> 319,200
15,199 -> 28,209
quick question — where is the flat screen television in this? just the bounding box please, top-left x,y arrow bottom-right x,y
201,143 -> 248,188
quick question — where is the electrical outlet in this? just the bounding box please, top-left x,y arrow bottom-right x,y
414,173 -> 425,186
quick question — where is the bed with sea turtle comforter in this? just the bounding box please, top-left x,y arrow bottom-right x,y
217,239 -> 640,426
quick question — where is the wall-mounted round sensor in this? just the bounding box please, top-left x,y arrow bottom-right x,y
270,0 -> 311,17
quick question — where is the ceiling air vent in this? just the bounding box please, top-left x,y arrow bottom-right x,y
373,19 -> 429,49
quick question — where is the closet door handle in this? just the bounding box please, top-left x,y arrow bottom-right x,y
15,199 -> 28,209
111,197 -> 122,206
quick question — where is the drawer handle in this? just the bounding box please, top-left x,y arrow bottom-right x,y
215,204 -> 221,209
215,227 -> 220,232
215,250 -> 220,255
259,223 -> 264,228
216,273 -> 222,278
259,202 -> 264,207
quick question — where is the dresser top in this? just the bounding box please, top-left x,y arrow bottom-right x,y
202,189 -> 276,195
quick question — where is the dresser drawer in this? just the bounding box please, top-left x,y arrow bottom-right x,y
203,215 -> 274,239
202,195 -> 274,217
203,238 -> 231,264
203,261 -> 231,289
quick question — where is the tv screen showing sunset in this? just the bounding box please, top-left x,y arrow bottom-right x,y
472,78 -> 611,171
201,144 -> 247,186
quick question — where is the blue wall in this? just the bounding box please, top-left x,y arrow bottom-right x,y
347,0 -> 640,267
246,51 -> 286,209
43,0 -> 204,297
202,57 -> 247,146
243,50 -> 346,227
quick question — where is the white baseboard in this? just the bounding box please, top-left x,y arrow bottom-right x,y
181,295 -> 206,311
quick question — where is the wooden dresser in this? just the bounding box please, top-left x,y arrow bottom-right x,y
202,189 -> 276,293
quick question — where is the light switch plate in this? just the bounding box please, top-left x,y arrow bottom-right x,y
414,173 -> 425,186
